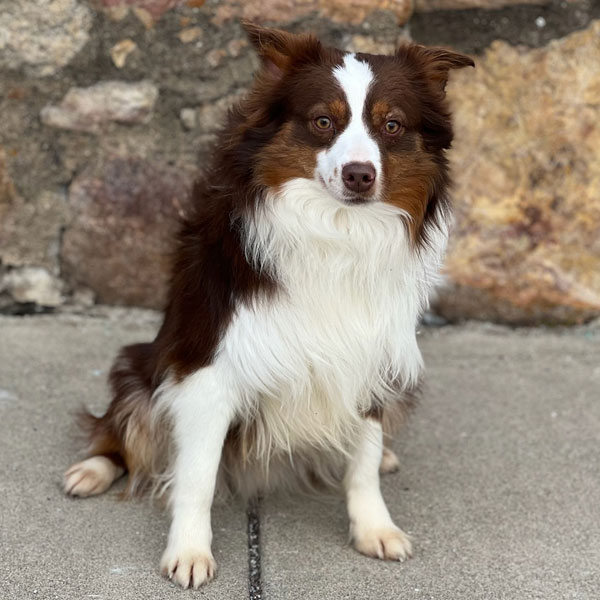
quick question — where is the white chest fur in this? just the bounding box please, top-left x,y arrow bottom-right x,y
219,179 -> 447,456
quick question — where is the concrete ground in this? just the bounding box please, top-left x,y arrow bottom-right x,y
0,309 -> 598,599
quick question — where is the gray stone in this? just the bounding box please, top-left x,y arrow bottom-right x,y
179,107 -> 197,130
177,26 -> 203,44
415,0 -> 548,10
0,266 -> 63,306
0,188 -> 69,272
196,92 -> 244,133
41,81 -> 159,134
71,286 -> 97,307
110,38 -> 138,69
0,0 -> 92,76
60,157 -> 195,308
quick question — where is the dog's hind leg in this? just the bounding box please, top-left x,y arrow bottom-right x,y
379,447 -> 400,474
64,343 -> 156,498
158,363 -> 240,589
64,455 -> 125,497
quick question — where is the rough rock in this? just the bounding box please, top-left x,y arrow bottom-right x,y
180,108 -> 197,130
195,92 -> 244,133
60,158 -> 195,308
436,20 -> 600,325
415,0 -> 548,10
132,6 -> 156,29
0,149 -> 17,232
409,0 -> 600,57
0,0 -> 92,76
1,0 -> 598,321
213,0 -> 414,26
0,151 -> 68,272
0,267 -> 63,307
177,27 -> 203,44
110,39 -> 138,68
40,81 -> 159,134
348,36 -> 399,55
0,189 -> 69,272
98,0 -> 184,20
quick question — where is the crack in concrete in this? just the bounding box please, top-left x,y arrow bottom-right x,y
247,500 -> 262,600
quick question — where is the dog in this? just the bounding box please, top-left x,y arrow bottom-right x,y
64,21 -> 473,589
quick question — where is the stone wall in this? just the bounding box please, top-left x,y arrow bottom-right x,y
1,0 -> 599,323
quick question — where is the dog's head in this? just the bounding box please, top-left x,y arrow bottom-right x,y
231,22 -> 473,241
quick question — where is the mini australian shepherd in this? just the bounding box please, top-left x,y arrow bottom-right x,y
64,22 -> 473,589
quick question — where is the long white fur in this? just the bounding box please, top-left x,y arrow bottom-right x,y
234,178 -> 436,456
316,54 -> 382,202
156,54 -> 450,585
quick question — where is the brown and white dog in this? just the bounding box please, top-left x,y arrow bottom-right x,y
64,22 -> 473,589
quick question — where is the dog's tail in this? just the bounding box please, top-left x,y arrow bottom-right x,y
64,343 -> 162,498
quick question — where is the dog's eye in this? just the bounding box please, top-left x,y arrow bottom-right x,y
384,120 -> 402,135
314,116 -> 332,130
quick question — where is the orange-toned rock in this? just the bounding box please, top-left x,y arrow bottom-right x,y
436,21 -> 600,324
320,0 -> 414,24
213,0 -> 414,26
98,0 -> 181,20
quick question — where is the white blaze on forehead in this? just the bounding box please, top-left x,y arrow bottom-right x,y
333,53 -> 374,132
315,53 -> 382,200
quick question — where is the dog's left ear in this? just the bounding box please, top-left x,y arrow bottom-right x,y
242,20 -> 321,80
403,45 -> 474,93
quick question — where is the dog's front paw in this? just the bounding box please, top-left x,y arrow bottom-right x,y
160,546 -> 216,589
352,525 -> 413,562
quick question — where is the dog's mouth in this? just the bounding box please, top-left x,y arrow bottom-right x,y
342,192 -> 373,206
317,175 -> 375,206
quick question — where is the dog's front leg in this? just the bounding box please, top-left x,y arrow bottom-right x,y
159,366 -> 238,589
344,417 -> 413,561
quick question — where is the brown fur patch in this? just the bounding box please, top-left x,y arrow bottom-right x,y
371,100 -> 390,120
383,150 -> 439,243
365,381 -> 421,439
254,122 -> 318,188
329,98 -> 348,124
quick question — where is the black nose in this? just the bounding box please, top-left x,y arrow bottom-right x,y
342,162 -> 376,193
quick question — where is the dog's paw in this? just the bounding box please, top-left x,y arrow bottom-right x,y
64,456 -> 123,497
160,546 -> 217,589
379,448 -> 400,474
352,525 -> 413,562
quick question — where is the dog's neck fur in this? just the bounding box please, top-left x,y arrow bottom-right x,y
244,177 -> 448,385
211,177 -> 449,457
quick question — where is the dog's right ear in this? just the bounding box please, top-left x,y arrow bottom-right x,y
242,20 -> 321,79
